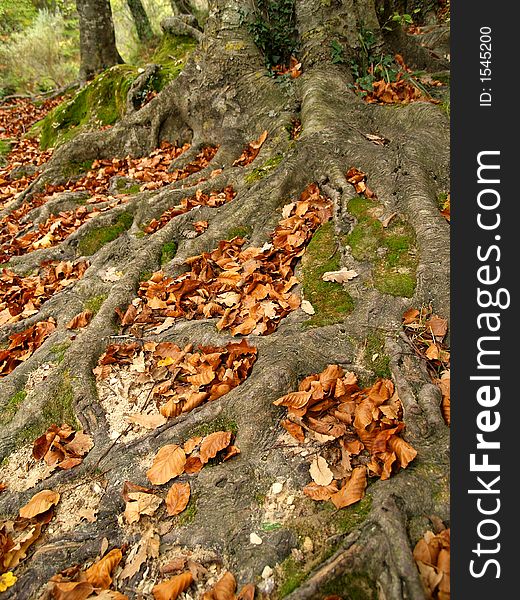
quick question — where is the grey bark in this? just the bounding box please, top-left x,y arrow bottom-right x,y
76,0 -> 124,81
127,0 -> 154,42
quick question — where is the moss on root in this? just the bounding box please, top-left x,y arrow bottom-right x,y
17,371 -> 78,444
244,154 -> 284,183
363,333 -> 391,379
302,222 -> 354,327
84,294 -> 108,314
35,65 -> 139,150
78,211 -> 133,256
321,572 -> 377,600
346,197 -> 418,298
2,390 -> 27,423
189,416 -> 238,438
226,226 -> 252,240
33,35 -> 196,150
160,241 -> 177,265
50,341 -> 71,364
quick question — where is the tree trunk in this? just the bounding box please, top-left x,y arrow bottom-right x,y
0,1 -> 450,598
127,0 -> 154,42
76,0 -> 124,81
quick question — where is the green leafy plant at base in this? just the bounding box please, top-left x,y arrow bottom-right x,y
248,0 -> 297,68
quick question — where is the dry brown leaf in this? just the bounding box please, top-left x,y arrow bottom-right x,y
309,456 -> 334,486
166,482 -> 191,516
125,413 -> 167,429
147,444 -> 187,485
273,390 -> 312,409
183,436 -> 203,454
66,310 -> 93,330
211,571 -> 236,600
237,583 -> 255,600
19,489 -> 60,519
152,572 -> 194,600
83,548 -> 122,589
51,581 -> 95,600
330,466 -> 367,509
124,492 -> 163,524
388,436 -> 417,468
321,268 -> 358,283
281,419 -> 305,442
199,431 -> 232,464
303,481 -> 339,501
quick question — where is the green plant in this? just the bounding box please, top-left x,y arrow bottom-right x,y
248,0 -> 297,67
330,40 -> 345,64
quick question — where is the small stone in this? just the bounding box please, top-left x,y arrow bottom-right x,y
303,537 -> 314,553
250,532 -> 263,545
271,482 -> 284,495
261,565 -> 273,579
286,495 -> 294,506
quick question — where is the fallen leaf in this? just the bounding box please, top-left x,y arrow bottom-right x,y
166,482 -> 191,516
300,300 -> 315,315
309,456 -> 334,486
125,413 -> 167,429
83,548 -> 122,589
19,489 -> 60,519
147,444 -> 187,485
322,268 -> 358,283
211,570 -> 236,600
66,310 -> 93,330
152,572 -> 194,600
199,431 -> 232,464
330,466 -> 367,508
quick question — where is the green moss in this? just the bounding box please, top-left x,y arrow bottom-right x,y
245,154 -> 284,183
226,225 -> 252,240
50,341 -> 71,364
321,572 -> 377,600
330,495 -> 372,534
160,241 -> 177,265
139,270 -> 153,282
119,183 -> 141,195
84,294 -> 108,315
278,556 -> 307,598
176,495 -> 198,526
151,34 -> 198,89
78,211 -> 133,256
0,139 -> 12,158
363,334 -> 391,378
302,222 -> 354,327
346,197 -> 418,298
2,390 -> 27,423
189,416 -> 238,438
17,371 -> 78,444
61,159 -> 94,178
35,65 -> 139,150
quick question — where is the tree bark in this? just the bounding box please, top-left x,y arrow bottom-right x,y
127,0 -> 154,42
0,0 -> 450,598
76,0 -> 124,81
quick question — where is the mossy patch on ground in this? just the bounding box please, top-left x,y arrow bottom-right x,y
189,415 -> 238,439
78,211 -> 133,256
0,139 -> 12,160
2,390 -> 27,423
17,371 -> 78,444
346,197 -> 418,297
160,241 -> 177,265
175,494 -> 198,526
226,226 -> 252,240
321,572 -> 377,600
278,555 -> 307,597
302,221 -> 354,327
245,154 -> 284,183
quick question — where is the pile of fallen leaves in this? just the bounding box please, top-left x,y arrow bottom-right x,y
1,488 -> 60,586
274,365 -> 417,508
271,57 -> 302,79
0,319 -> 56,377
0,139 -> 54,210
363,73 -> 423,104
120,183 -> 332,336
440,193 -> 450,222
32,423 -> 94,471
0,260 -> 89,327
402,307 -> 450,424
413,527 -> 450,600
94,339 -> 257,421
0,97 -> 63,139
144,186 -> 236,234
232,131 -> 268,167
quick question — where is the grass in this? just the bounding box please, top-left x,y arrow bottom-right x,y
77,211 -> 133,256
346,197 -> 418,298
302,222 -> 354,327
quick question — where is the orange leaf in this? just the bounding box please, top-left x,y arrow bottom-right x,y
281,419 -> 305,442
330,467 -> 367,509
19,489 -> 60,519
152,572 -> 194,600
237,583 -> 256,599
303,481 -> 339,501
83,548 -> 122,589
147,444 -> 187,485
66,310 -> 93,330
388,436 -> 417,468
165,482 -> 191,516
51,581 -> 94,600
273,390 -> 312,409
199,431 -> 232,464
211,571 -> 236,600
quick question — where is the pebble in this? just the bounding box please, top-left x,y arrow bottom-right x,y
250,532 -> 263,545
303,537 -> 314,553
262,565 -> 273,579
271,482 -> 284,495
